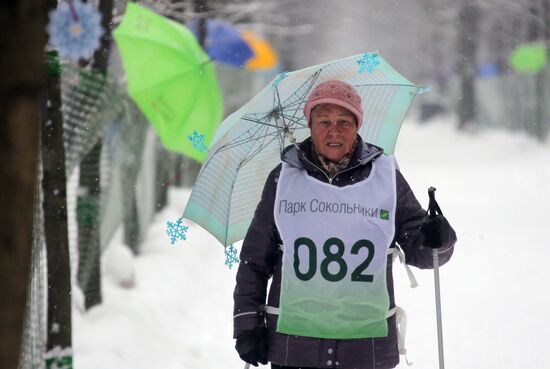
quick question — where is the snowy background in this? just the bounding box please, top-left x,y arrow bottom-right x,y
72,116 -> 550,369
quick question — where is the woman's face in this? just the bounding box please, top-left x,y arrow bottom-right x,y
310,103 -> 358,163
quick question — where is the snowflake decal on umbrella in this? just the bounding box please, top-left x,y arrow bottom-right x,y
187,130 -> 208,153
166,218 -> 189,245
357,52 -> 381,74
47,0 -> 103,62
224,244 -> 240,269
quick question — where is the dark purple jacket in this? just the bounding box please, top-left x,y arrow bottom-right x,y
233,137 -> 456,369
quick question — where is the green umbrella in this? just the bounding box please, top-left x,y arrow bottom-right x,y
113,3 -> 223,162
508,42 -> 548,74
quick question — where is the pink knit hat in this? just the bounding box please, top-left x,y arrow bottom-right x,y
303,80 -> 363,128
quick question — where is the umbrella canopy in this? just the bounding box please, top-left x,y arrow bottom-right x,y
183,52 -> 427,246
113,3 -> 223,162
240,30 -> 278,70
508,42 -> 548,74
188,18 -> 254,68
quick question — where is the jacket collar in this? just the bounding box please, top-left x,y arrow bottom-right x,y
281,135 -> 384,174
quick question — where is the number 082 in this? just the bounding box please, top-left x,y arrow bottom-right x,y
292,237 -> 375,282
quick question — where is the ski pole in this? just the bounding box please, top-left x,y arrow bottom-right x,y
427,187 -> 445,369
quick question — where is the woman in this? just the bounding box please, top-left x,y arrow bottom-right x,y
233,80 -> 456,369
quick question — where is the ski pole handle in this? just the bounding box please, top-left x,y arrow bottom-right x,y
427,187 -> 443,219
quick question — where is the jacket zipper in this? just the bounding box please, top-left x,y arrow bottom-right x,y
301,155 -> 364,185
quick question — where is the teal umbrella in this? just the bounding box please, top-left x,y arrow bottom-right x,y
183,52 -> 427,246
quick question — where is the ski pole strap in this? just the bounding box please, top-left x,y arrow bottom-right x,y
395,306 -> 414,365
390,247 -> 419,288
427,186 -> 443,218
265,305 -> 280,315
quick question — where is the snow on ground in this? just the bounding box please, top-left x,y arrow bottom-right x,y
73,118 -> 550,369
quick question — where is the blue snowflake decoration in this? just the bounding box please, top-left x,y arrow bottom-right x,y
47,0 -> 103,62
224,244 -> 240,269
357,52 -> 381,74
166,218 -> 189,245
187,130 -> 208,153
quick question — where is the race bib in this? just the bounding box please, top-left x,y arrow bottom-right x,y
274,155 -> 396,338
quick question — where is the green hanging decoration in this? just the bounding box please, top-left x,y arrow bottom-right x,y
45,50 -> 62,76
45,347 -> 73,369
508,42 -> 548,74
112,3 -> 223,162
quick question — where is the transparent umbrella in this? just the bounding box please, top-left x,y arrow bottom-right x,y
183,51 -> 427,246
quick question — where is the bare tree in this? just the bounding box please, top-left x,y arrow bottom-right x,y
77,0 -> 114,308
42,48 -> 73,353
456,2 -> 481,129
527,0 -> 549,139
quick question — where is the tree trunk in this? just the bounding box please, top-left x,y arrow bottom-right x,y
76,141 -> 103,309
543,0 -> 550,140
121,110 -> 148,254
0,0 -> 44,366
76,0 -> 113,309
173,0 -> 209,189
155,142 -> 170,211
527,1 -> 547,140
456,3 -> 480,129
42,50 -> 73,353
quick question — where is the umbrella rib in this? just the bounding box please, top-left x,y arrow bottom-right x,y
284,69 -> 321,107
218,136 -> 258,151
240,133 -> 281,167
353,83 -> 421,89
219,130 -> 280,154
217,121 -> 279,151
273,85 -> 289,149
218,116 -> 287,240
190,153 -> 243,242
224,159 -> 244,246
241,116 -> 285,129
221,118 -> 280,148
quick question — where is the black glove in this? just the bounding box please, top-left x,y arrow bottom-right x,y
420,214 -> 451,249
235,325 -> 267,366
420,187 -> 452,249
